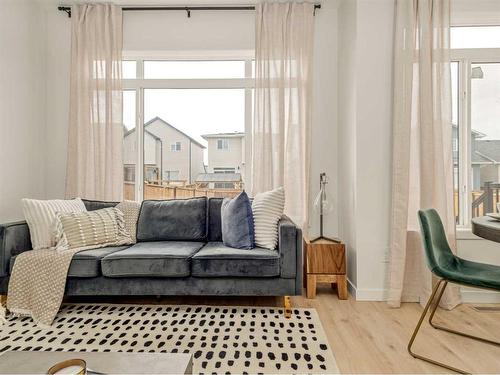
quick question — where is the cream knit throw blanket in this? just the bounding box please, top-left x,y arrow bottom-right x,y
5,206 -> 134,326
6,248 -> 84,327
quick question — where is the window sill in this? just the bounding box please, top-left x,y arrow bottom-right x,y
456,227 -> 483,240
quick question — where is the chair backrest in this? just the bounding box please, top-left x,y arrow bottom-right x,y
418,209 -> 456,276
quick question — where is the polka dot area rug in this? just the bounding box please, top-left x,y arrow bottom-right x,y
0,304 -> 339,374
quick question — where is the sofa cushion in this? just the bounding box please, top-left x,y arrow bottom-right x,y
137,198 -> 207,242
208,198 -> 223,242
10,246 -> 128,278
101,241 -> 205,277
191,242 -> 280,277
82,199 -> 119,211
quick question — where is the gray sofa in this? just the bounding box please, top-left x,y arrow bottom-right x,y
0,197 -> 302,298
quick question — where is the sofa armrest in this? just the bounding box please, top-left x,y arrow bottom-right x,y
0,221 -> 32,277
278,215 -> 302,282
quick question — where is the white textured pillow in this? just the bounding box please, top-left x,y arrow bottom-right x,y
54,208 -> 133,251
116,200 -> 141,243
252,187 -> 285,250
22,198 -> 87,250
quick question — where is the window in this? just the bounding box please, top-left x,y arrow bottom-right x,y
170,142 -> 181,152
122,56 -> 253,200
214,167 -> 235,173
217,139 -> 229,150
122,90 -> 136,200
451,26 -> 500,226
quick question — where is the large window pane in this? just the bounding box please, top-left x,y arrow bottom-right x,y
123,90 -> 137,200
123,60 -> 137,79
451,27 -> 500,49
144,60 -> 245,79
470,62 -> 500,217
141,89 -> 245,200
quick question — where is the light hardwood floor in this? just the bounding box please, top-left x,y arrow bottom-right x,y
70,286 -> 500,374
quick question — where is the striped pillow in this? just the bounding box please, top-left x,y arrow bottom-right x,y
22,198 -> 87,250
54,208 -> 133,252
252,187 -> 285,250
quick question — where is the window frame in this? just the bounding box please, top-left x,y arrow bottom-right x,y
122,50 -> 254,201
217,139 -> 229,150
170,141 -> 182,152
451,48 -> 500,227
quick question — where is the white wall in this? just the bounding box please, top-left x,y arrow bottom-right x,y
337,0 -> 358,288
308,0 -> 339,240
44,6 -> 71,199
337,0 -> 395,298
0,0 -> 47,222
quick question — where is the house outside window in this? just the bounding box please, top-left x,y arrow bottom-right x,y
451,26 -> 500,226
170,142 -> 181,152
217,139 -> 229,150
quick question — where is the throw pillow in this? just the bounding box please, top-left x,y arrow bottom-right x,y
252,187 -> 285,250
54,207 -> 133,251
22,198 -> 87,250
116,200 -> 140,243
221,191 -> 255,249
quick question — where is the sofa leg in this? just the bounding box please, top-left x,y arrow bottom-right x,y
283,296 -> 292,319
0,295 -> 6,307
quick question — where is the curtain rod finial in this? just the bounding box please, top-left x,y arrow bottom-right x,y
58,6 -> 71,18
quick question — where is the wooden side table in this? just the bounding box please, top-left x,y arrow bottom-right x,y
303,237 -> 347,299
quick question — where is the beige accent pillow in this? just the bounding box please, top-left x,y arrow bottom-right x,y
22,198 -> 87,250
54,207 -> 133,251
116,201 -> 141,243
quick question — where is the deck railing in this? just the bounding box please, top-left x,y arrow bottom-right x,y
454,181 -> 500,221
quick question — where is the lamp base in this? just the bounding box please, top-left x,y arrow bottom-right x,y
309,235 -> 342,244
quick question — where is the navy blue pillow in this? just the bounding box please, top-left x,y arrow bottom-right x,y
221,191 -> 255,249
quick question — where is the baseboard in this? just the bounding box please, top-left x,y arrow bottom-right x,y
347,280 -> 500,303
460,288 -> 500,303
347,278 -> 387,301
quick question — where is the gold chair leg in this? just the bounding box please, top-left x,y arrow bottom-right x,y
283,296 -> 292,319
407,279 -> 469,374
429,282 -> 500,347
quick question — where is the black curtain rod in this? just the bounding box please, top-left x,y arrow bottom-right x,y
58,4 -> 321,18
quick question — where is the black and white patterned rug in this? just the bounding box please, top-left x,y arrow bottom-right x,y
0,304 -> 339,374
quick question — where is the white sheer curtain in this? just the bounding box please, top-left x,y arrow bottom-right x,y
388,0 -> 461,309
251,2 -> 314,229
65,4 -> 124,201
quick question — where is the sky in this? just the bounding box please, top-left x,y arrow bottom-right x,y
451,27 -> 500,140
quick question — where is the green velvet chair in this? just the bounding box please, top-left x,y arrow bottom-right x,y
409,209 -> 500,374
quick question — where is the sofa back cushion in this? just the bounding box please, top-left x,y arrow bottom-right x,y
82,199 -> 119,211
207,198 -> 223,242
137,197 -> 207,241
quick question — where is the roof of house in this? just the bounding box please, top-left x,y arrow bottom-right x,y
195,173 -> 242,183
124,116 -> 206,149
475,140 -> 500,163
201,132 -> 245,139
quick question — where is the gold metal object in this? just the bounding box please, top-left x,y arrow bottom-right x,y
283,296 -> 292,319
47,358 -> 87,375
408,279 -> 500,374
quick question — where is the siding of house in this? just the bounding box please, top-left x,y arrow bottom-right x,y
122,118 -> 205,184
206,136 -> 245,182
